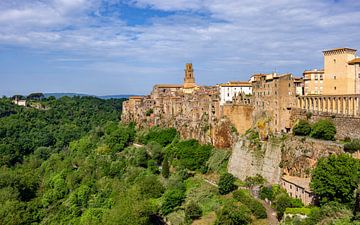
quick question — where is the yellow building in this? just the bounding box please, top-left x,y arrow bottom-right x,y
322,48 -> 359,95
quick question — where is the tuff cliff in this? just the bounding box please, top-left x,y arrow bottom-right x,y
228,134 -> 344,183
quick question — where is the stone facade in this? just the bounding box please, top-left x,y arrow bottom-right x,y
281,175 -> 315,205
251,73 -> 297,134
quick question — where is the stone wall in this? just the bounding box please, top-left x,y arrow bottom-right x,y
291,108 -> 360,140
222,104 -> 253,135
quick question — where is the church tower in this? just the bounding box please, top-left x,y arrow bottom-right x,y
183,63 -> 196,89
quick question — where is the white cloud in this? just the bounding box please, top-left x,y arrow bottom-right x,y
0,0 -> 360,95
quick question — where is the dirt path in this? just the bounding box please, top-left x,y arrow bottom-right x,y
258,199 -> 279,225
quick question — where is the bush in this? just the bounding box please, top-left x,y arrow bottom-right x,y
233,190 -> 267,219
344,139 -> 360,153
161,185 -> 186,215
310,119 -> 336,140
218,173 -> 237,195
293,120 -> 311,136
137,175 -> 165,198
215,202 -> 252,225
185,201 -> 202,220
259,186 -> 274,201
206,149 -> 230,173
285,207 -> 312,215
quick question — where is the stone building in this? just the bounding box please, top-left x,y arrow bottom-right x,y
122,63 -> 236,148
219,81 -> 252,105
251,73 -> 297,134
281,175 -> 315,205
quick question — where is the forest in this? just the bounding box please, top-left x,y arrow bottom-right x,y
0,96 -> 359,225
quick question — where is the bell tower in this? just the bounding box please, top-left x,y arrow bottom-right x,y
183,63 -> 196,89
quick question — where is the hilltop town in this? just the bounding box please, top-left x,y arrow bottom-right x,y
122,47 -> 360,206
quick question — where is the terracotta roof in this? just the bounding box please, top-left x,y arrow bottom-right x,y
282,175 -> 311,192
303,69 -> 324,74
219,81 -> 252,87
323,47 -> 357,53
154,84 -> 183,88
348,58 -> 360,65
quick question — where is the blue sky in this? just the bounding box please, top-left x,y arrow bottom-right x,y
0,0 -> 360,96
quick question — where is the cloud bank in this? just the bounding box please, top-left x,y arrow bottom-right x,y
0,0 -> 359,95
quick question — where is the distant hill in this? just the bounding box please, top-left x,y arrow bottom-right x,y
44,93 -> 135,99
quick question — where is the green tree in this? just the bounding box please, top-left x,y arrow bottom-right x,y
293,119 -> 311,136
310,154 -> 360,205
218,172 -> 237,195
215,202 -> 252,225
160,185 -> 186,215
310,119 -> 336,140
161,159 -> 170,178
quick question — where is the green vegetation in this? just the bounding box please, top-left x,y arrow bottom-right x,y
167,139 -> 213,171
215,202 -> 252,225
344,139 -> 360,153
293,120 -> 311,136
233,190 -> 267,219
310,119 -> 336,141
284,154 -> 360,224
218,172 -> 237,195
293,119 -> 336,141
310,154 -> 360,205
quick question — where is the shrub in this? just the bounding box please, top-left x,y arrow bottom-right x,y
233,190 -> 267,219
259,186 -> 274,201
137,175 -> 165,198
206,149 -> 230,173
185,201 -> 202,220
218,173 -> 237,195
244,174 -> 265,188
161,185 -> 186,215
344,139 -> 360,153
293,120 -> 311,136
285,207 -> 312,215
215,202 -> 252,225
310,119 -> 336,140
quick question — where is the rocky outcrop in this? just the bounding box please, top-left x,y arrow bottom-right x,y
228,135 -> 344,183
228,137 -> 282,184
281,136 -> 343,177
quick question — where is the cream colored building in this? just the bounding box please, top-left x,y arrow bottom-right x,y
322,48 -> 360,95
303,69 -> 324,95
219,81 -> 252,105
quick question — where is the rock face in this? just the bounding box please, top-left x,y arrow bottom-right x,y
228,135 -> 344,183
281,136 -> 343,177
228,138 -> 282,184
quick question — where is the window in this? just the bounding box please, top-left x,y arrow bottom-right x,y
358,73 -> 360,78
290,185 -> 292,189
334,75 -> 336,80
334,59 -> 336,63
320,74 -> 323,80
334,86 -> 337,90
